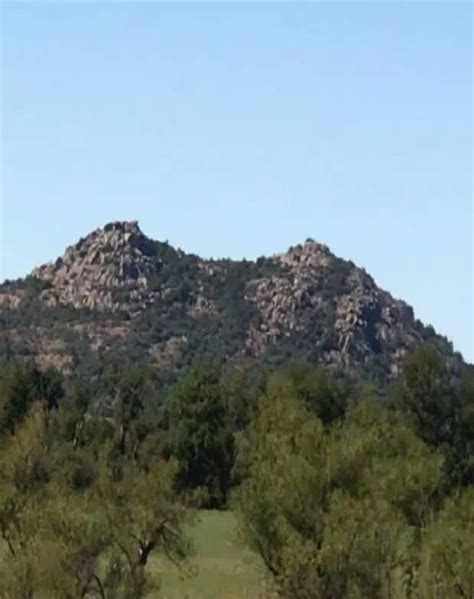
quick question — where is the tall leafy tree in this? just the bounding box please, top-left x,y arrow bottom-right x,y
0,361 -> 63,435
393,345 -> 474,487
236,389 -> 444,598
417,487 -> 474,598
0,402 -> 191,598
168,362 -> 233,507
392,344 -> 457,446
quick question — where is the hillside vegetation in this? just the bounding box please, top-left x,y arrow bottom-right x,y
0,221 -> 462,398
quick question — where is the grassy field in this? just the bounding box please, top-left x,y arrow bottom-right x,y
150,510 -> 268,598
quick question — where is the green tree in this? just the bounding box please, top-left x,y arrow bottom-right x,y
0,361 -> 64,436
236,388 -> 444,598
416,487 -> 474,599
220,360 -> 267,432
393,345 -> 474,487
101,365 -> 162,456
168,362 -> 233,507
266,360 -> 363,424
0,400 -> 191,597
392,344 -> 457,446
0,404 -> 55,579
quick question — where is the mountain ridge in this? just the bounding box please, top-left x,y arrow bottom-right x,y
0,221 -> 463,385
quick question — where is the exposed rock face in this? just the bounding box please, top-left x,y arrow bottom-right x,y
32,221 -> 161,314
0,293 -> 24,310
0,221 -> 461,382
244,240 -> 423,373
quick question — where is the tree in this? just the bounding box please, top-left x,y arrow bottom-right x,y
220,360 -> 267,432
168,362 -> 233,507
0,404 -> 52,563
101,365 -> 162,456
92,454 -> 192,597
236,388 -> 444,598
266,360 -> 360,424
0,399 -> 192,597
393,345 -> 474,487
454,369 -> 474,485
416,487 -> 474,599
1,461 -> 192,599
0,361 -> 64,436
392,344 -> 457,446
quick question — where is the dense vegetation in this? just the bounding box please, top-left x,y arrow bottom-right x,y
0,343 -> 472,597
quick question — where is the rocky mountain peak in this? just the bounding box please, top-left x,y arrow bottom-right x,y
69,220 -> 156,259
104,220 -> 140,233
31,221 -> 161,313
276,237 -> 333,271
0,222 -> 460,383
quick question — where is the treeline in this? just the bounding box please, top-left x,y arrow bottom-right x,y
0,344 -> 472,597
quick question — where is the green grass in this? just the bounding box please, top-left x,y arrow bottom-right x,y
150,510 -> 268,598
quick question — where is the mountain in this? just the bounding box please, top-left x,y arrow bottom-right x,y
0,221 -> 462,384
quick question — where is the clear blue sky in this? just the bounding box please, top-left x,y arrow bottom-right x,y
1,2 -> 472,361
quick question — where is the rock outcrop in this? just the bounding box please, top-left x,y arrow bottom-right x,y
243,239 -> 425,374
0,221 -> 460,382
32,221 -> 161,314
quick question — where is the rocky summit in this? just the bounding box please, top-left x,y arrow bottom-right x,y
0,221 -> 461,383
31,221 -> 163,314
